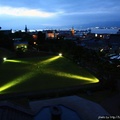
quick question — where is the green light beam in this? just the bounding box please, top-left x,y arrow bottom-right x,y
0,72 -> 35,92
0,56 -> 61,93
56,72 -> 99,82
45,69 -> 99,83
5,59 -> 29,64
40,56 -> 60,65
0,55 -> 99,93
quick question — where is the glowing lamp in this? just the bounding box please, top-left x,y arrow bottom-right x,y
3,57 -> 7,61
100,49 -> 104,52
59,53 -> 62,56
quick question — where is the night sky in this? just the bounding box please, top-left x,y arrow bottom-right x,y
0,0 -> 120,30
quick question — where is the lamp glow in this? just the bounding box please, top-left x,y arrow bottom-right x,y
3,57 -> 7,61
59,53 -> 62,56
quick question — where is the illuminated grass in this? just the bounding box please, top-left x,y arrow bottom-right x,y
0,56 -> 99,94
4,59 -> 29,64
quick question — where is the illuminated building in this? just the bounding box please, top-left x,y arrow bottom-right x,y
32,34 -> 37,40
13,38 -> 28,51
45,30 -> 59,39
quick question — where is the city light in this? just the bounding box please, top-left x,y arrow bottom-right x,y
100,49 -> 104,52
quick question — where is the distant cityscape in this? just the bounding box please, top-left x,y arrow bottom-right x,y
0,25 -> 120,50
0,24 -> 120,63
12,26 -> 120,33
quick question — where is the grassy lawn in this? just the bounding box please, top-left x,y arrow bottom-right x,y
0,55 -> 99,94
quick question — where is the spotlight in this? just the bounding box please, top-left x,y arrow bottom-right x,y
3,57 -> 7,61
59,53 -> 62,57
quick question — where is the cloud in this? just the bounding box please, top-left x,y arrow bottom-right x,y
0,6 -> 58,18
59,9 -> 111,16
0,0 -> 120,29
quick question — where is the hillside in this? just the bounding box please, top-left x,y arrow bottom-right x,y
0,55 -> 99,94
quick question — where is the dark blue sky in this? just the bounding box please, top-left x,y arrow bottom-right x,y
0,0 -> 120,30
